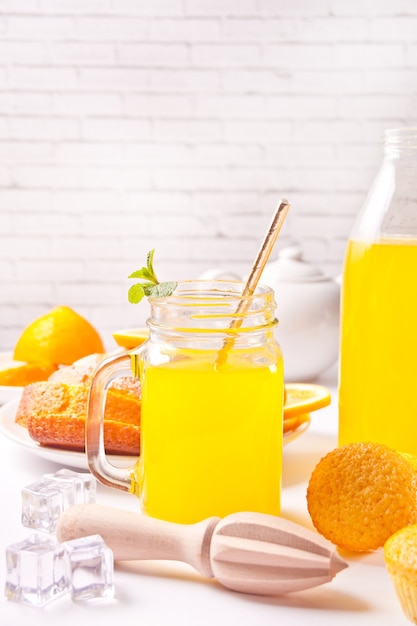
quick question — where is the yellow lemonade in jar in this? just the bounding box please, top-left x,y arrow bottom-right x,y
87,278 -> 283,524
134,349 -> 283,524
339,238 -> 417,453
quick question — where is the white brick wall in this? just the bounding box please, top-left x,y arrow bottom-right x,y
1,0 -> 417,350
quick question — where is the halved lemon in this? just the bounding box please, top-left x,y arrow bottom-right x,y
112,328 -> 149,350
13,305 -> 104,366
284,383 -> 331,419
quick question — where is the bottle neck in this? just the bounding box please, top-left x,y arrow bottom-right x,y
384,128 -> 417,159
349,128 -> 417,242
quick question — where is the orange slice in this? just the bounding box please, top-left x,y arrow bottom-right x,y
112,328 -> 149,350
0,360 -> 57,386
284,383 -> 331,420
283,413 -> 310,434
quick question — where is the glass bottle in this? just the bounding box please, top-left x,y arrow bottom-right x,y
339,128 -> 417,453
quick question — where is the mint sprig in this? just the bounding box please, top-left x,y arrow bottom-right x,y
128,249 -> 177,304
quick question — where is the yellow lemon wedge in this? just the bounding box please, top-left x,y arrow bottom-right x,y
284,383 -> 331,420
112,328 -> 149,350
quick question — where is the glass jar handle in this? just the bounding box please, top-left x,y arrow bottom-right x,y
86,351 -> 139,492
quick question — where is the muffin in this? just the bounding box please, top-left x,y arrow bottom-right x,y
307,442 -> 417,552
384,525 -> 417,624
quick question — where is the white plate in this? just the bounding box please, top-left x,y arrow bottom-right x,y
0,397 -> 310,470
0,352 -> 24,405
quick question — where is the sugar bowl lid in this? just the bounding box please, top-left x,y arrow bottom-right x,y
263,246 -> 330,283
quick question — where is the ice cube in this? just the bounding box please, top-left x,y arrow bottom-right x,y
62,534 -> 114,601
22,470 -> 96,533
5,534 -> 67,607
44,469 -> 97,504
21,477 -> 75,533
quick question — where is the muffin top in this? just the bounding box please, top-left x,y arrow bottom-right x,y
385,525 -> 417,571
307,441 -> 417,552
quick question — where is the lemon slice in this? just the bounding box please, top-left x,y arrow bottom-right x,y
284,383 -> 331,419
112,328 -> 149,350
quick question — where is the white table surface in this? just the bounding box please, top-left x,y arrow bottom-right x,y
0,370 -> 409,626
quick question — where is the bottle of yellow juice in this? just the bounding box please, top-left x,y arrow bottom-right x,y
339,129 -> 417,454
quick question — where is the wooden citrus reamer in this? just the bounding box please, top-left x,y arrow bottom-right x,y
57,504 -> 347,596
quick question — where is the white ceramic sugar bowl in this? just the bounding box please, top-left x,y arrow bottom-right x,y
260,246 -> 340,381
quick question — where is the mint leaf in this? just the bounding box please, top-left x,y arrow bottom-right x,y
128,283 -> 146,304
128,268 -> 155,281
147,249 -> 155,274
145,282 -> 177,298
128,250 -> 177,304
128,249 -> 158,283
